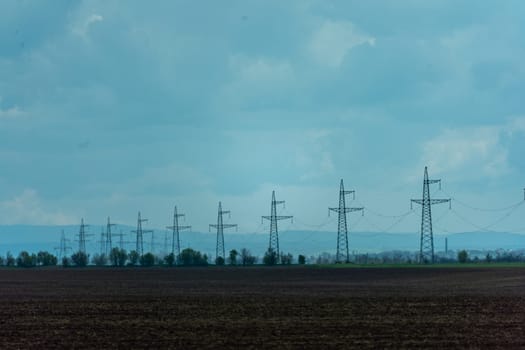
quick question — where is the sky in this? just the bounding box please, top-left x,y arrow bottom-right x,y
1,0 -> 525,237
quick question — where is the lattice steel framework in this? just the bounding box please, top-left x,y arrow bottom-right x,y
411,167 -> 451,264
105,217 -> 116,256
132,211 -> 153,256
77,218 -> 90,254
262,191 -> 293,262
329,179 -> 364,263
210,202 -> 237,262
55,230 -> 72,261
166,206 -> 191,258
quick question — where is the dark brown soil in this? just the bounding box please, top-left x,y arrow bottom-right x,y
0,266 -> 524,348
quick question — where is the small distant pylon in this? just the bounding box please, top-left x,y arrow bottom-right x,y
131,212 -> 153,256
163,231 -> 169,257
262,191 -> 293,263
209,202 -> 237,263
98,228 -> 105,255
329,179 -> 364,263
105,217 -> 117,256
76,218 -> 91,254
166,206 -> 191,258
411,166 -> 451,264
114,230 -> 130,250
54,230 -> 72,261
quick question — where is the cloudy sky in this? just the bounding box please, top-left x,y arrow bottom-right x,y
1,0 -> 524,236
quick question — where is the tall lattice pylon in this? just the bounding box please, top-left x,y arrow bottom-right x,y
166,206 -> 191,258
98,229 -> 105,255
262,191 -> 293,262
115,230 -> 127,250
55,230 -> 72,261
411,166 -> 451,264
76,218 -> 91,254
105,217 -> 116,256
132,211 -> 153,256
329,179 -> 364,263
209,202 -> 237,263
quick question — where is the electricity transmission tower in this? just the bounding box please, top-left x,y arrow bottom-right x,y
411,166 -> 451,264
76,218 -> 91,254
210,202 -> 237,263
105,217 -> 116,256
132,212 -> 153,256
329,179 -> 364,263
163,231 -> 168,256
166,206 -> 191,258
55,230 -> 72,261
98,228 -> 105,255
114,230 -> 129,250
262,191 -> 293,262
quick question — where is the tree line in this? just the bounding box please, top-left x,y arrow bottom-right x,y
0,247 -> 523,267
0,247 -> 306,268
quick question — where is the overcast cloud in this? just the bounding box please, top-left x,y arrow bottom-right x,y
1,1 -> 524,235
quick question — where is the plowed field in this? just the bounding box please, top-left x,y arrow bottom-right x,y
0,266 -> 524,348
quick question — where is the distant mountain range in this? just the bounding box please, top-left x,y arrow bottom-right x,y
1,225 -> 524,258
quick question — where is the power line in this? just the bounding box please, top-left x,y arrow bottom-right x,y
440,189 -> 523,212
354,201 -> 412,219
450,202 -> 525,233
359,210 -> 415,234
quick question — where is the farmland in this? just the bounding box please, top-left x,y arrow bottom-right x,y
0,266 -> 524,348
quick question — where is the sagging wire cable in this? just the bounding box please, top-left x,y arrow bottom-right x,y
292,216 -> 337,230
354,200 -> 414,218
449,202 -> 525,232
357,210 -> 415,234
441,189 -> 524,212
432,208 -> 451,225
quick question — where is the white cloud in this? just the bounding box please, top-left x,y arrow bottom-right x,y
228,55 -> 295,85
0,105 -> 24,120
72,13 -> 104,39
0,189 -> 75,225
296,129 -> 335,181
504,116 -> 525,135
416,119 -> 525,180
308,20 -> 375,68
217,55 -> 296,109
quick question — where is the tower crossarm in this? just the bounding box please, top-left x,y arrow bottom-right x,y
262,215 -> 293,221
329,207 -> 363,214
210,224 -> 237,229
411,198 -> 451,206
342,190 -> 356,199
425,179 -> 441,185
166,225 -> 191,230
131,229 -> 154,234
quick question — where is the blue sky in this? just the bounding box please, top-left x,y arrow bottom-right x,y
1,0 -> 524,236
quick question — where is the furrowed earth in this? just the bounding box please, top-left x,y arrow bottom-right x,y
0,266 -> 524,348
